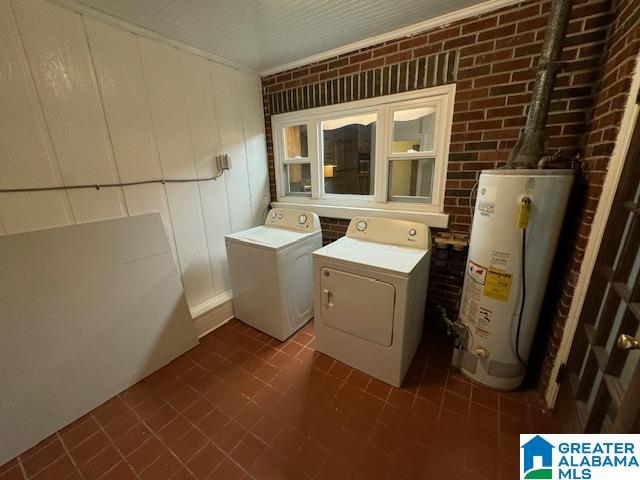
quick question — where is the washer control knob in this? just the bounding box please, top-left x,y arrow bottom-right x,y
271,212 -> 277,219
409,228 -> 417,237
277,213 -> 283,220
298,215 -> 307,224
356,220 -> 367,232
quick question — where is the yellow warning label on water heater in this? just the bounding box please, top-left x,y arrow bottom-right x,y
483,268 -> 513,301
516,199 -> 531,228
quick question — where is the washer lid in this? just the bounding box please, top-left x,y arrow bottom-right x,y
226,225 -> 315,250
313,237 -> 428,274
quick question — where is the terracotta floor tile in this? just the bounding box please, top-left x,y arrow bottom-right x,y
126,436 -> 165,473
20,438 -> 65,477
445,375 -> 472,399
140,451 -> 182,480
78,445 -> 122,480
365,378 -> 391,400
183,398 -> 216,425
101,408 -> 139,439
346,369 -> 371,390
212,420 -> 246,453
353,446 -> 393,480
186,443 -> 224,479
327,360 -> 352,381
59,416 -> 100,451
207,458 -> 246,480
2,324 -> 550,479
146,404 -> 179,432
470,401 -> 500,432
197,409 -> 229,439
99,461 -> 136,480
112,422 -> 152,456
30,455 -> 75,480
170,428 -> 208,463
252,413 -> 283,444
316,454 -> 354,480
289,440 -> 327,477
442,390 -> 471,418
166,386 -> 201,412
470,384 -> 499,410
230,434 -> 265,470
69,431 -> 110,465
0,465 -> 24,480
370,423 -> 402,456
157,415 -> 193,447
250,450 -> 286,480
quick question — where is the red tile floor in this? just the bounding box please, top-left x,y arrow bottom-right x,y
0,319 -> 560,480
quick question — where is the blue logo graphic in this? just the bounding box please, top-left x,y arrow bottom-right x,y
522,435 -> 554,479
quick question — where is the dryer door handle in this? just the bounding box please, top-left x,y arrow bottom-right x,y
323,289 -> 333,307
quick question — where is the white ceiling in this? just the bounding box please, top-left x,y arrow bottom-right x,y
73,0 -> 492,73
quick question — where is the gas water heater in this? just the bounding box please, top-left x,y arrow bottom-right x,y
452,169 -> 573,390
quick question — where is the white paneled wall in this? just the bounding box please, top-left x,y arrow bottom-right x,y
0,0 -> 270,315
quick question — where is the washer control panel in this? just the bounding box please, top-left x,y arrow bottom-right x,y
347,216 -> 431,249
264,208 -> 320,232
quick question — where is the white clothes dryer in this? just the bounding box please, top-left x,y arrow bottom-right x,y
313,216 -> 431,386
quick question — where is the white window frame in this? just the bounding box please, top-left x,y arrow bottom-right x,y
271,84 -> 455,227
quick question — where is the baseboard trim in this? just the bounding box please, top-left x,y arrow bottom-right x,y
191,290 -> 235,337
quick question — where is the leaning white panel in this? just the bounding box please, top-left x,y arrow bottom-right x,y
0,213 -> 198,466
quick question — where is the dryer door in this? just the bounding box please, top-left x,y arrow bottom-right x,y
320,267 -> 395,347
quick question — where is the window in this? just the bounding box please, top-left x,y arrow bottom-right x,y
322,113 -> 376,196
272,85 -> 455,223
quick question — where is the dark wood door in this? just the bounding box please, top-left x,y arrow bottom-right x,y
560,111 -> 640,433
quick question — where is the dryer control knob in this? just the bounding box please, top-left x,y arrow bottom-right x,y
298,215 -> 307,224
356,220 -> 367,232
277,213 -> 283,219
409,228 -> 417,237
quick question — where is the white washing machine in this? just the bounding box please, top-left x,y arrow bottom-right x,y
225,208 -> 322,341
313,217 -> 432,387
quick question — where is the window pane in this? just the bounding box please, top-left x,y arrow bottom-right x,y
388,158 -> 434,201
284,125 -> 308,159
284,163 -> 311,195
392,107 -> 436,153
322,113 -> 376,195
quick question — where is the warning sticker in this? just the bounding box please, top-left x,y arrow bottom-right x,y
489,250 -> 510,270
460,276 -> 482,326
475,307 -> 492,339
483,268 -> 513,302
467,260 -> 487,284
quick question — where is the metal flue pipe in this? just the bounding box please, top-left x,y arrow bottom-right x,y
506,0 -> 573,168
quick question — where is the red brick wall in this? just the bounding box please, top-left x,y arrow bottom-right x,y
537,0 -> 640,395
261,0 -> 612,323
263,0 -> 611,326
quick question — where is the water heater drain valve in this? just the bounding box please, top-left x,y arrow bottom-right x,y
474,347 -> 489,359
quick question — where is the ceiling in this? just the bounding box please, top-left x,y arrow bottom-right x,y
74,0 -> 491,73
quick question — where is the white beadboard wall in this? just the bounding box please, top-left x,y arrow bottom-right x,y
0,0 -> 270,322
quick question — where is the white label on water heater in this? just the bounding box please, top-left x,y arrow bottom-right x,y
476,186 -> 496,216
489,250 -> 510,270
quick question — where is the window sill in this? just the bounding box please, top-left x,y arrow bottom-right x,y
271,200 -> 449,228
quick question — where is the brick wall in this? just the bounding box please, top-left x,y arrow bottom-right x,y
537,0 -> 640,395
262,0 -> 612,323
